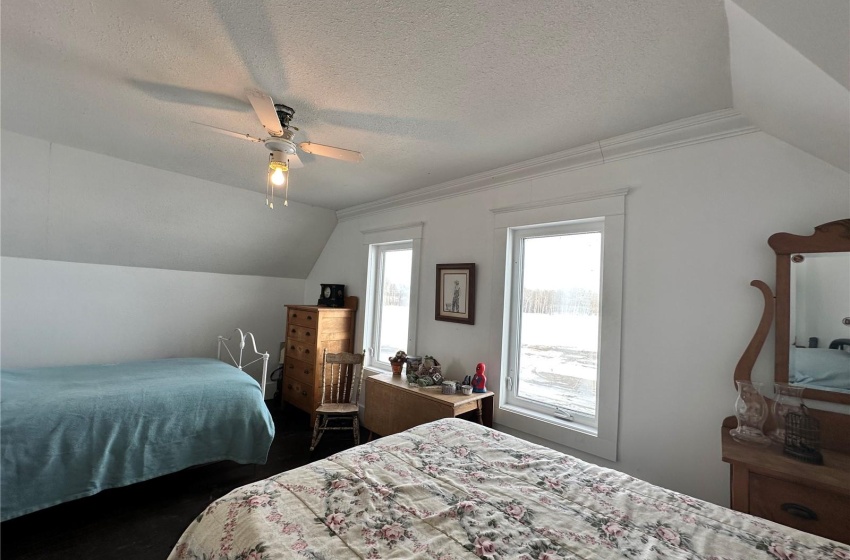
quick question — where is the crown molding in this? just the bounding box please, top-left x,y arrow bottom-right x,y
599,108 -> 758,162
337,109 -> 757,222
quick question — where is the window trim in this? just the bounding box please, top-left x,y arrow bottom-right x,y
505,220 -> 604,429
490,189 -> 626,461
362,223 -> 423,373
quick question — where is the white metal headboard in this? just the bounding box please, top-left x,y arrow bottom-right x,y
217,329 -> 270,398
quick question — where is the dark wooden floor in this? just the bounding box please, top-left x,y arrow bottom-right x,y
1,402 -> 366,560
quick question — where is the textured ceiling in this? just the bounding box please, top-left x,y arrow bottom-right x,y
1,0 -> 732,210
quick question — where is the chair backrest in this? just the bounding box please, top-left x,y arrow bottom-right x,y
320,349 -> 365,405
829,338 -> 850,350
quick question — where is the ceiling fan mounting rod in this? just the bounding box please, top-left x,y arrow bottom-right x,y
275,103 -> 295,130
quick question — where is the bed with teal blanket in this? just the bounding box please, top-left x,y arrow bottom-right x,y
0,357 -> 275,521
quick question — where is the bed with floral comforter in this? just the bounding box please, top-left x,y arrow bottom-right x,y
169,418 -> 848,559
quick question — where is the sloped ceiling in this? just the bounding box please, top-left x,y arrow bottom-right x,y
726,0 -> 850,172
1,0 -> 733,211
732,0 -> 849,89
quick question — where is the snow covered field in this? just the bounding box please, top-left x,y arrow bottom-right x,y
517,313 -> 598,416
378,306 -> 409,362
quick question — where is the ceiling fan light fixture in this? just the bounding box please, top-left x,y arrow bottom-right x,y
268,150 -> 289,186
266,151 -> 290,209
195,89 -> 363,210
271,166 -> 286,186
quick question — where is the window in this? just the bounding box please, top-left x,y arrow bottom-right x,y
505,221 -> 603,428
491,189 -> 625,461
370,242 -> 413,365
362,223 -> 422,372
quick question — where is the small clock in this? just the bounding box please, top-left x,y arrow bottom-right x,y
318,284 -> 345,307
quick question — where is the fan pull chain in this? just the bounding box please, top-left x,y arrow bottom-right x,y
283,156 -> 290,207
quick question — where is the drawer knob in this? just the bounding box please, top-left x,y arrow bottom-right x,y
303,369 -> 309,374
291,328 -> 296,333
292,313 -> 298,318
307,315 -> 313,320
781,503 -> 818,521
301,390 -> 308,396
287,384 -> 293,390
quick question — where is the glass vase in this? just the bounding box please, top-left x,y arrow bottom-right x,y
769,382 -> 804,444
730,381 -> 770,446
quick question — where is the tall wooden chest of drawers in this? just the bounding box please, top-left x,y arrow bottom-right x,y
282,303 -> 356,426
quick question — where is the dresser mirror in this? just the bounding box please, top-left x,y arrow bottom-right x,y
770,220 -> 850,404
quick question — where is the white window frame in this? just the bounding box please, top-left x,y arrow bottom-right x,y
504,219 -> 604,429
490,189 -> 626,461
362,223 -> 423,373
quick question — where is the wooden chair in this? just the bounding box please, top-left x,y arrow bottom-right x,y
310,349 -> 365,452
829,338 -> 850,350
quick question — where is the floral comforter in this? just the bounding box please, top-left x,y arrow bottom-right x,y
169,419 -> 848,559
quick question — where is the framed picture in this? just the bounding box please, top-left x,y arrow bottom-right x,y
435,263 -> 475,325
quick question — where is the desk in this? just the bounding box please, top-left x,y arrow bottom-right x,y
364,373 -> 494,437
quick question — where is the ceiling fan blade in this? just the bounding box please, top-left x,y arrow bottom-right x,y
130,80 -> 250,112
298,142 -> 363,163
287,152 -> 304,169
192,122 -> 264,143
245,88 -> 283,136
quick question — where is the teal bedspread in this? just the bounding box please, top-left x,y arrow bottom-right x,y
0,358 -> 275,521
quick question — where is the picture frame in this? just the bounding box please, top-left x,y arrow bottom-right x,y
435,263 -> 475,325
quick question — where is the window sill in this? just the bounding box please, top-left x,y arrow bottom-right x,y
500,404 -> 598,436
363,365 -> 391,377
496,404 -> 617,461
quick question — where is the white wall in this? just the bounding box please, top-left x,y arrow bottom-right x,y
1,130 -> 338,278
305,131 -> 849,506
1,257 -> 302,396
1,130 -> 324,397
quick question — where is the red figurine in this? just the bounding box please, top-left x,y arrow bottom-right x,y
471,362 -> 487,393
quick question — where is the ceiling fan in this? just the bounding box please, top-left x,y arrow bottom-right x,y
194,89 -> 363,208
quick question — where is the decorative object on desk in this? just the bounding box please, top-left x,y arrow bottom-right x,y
441,381 -> 457,395
435,263 -> 476,325
317,284 -> 345,307
730,380 -> 770,446
389,350 -> 407,376
406,356 -> 422,372
461,384 -> 473,395
769,382 -> 804,444
784,405 -> 823,464
471,362 -> 487,393
408,356 -> 443,387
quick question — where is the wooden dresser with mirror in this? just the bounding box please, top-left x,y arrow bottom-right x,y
722,219 -> 850,544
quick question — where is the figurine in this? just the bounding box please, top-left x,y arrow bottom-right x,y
471,363 -> 487,393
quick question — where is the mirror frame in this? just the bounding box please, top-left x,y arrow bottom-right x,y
769,219 -> 850,404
